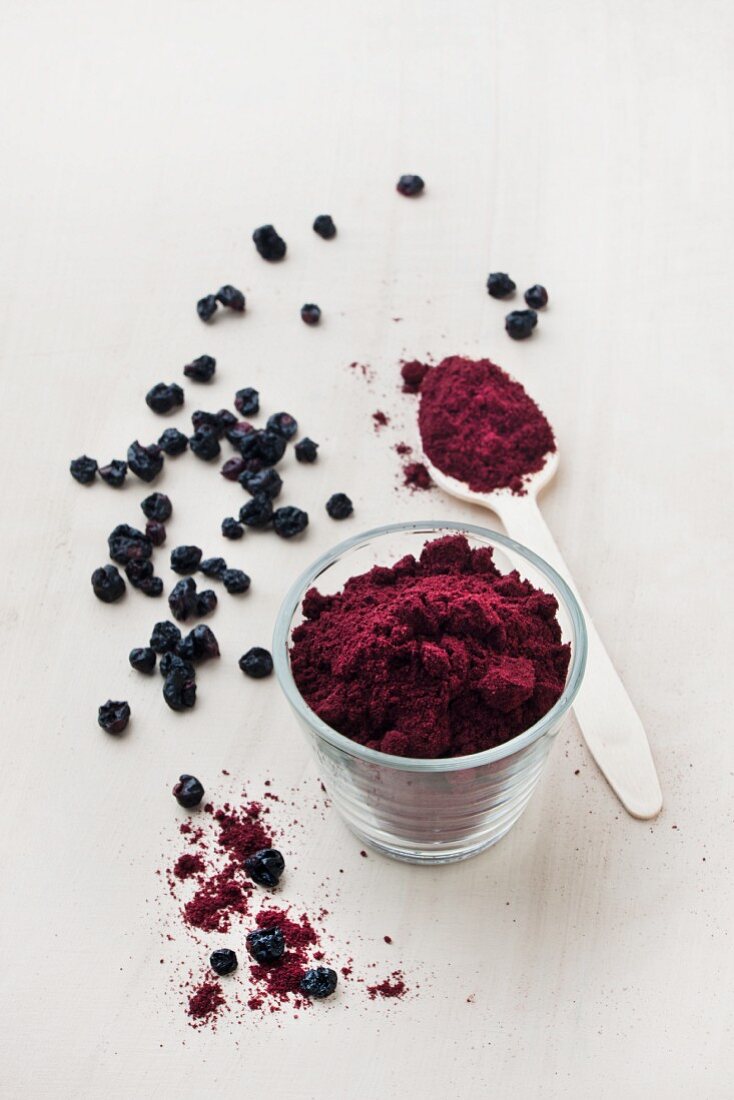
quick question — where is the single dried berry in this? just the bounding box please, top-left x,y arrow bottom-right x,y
149,620 -> 182,654
180,624 -> 220,661
196,590 -> 217,616
184,354 -> 216,383
216,409 -> 238,433
98,460 -> 127,488
146,382 -> 184,415
210,948 -> 238,976
294,438 -> 318,463
163,670 -> 197,711
141,492 -> 172,522
199,557 -> 227,579
91,565 -> 125,603
246,927 -> 285,966
197,295 -> 218,322
221,456 -> 247,482
158,427 -> 189,456
160,653 -> 195,680
239,468 -> 282,500
524,284 -> 549,309
191,410 -> 223,435
487,272 -> 516,299
234,388 -> 259,417
145,521 -> 166,547
272,506 -> 308,539
170,545 -> 203,575
127,440 -> 164,482
168,578 -> 198,621
226,423 -> 255,450
173,773 -> 205,808
396,174 -> 424,197
252,224 -> 286,262
300,303 -> 321,326
238,646 -> 273,678
189,425 -> 221,461
505,309 -> 538,340
216,285 -> 246,311
313,214 -> 336,239
221,517 -> 244,540
108,524 -> 153,565
239,492 -> 273,528
244,847 -> 284,887
266,412 -> 298,440
237,429 -> 286,467
125,559 -> 154,587
326,493 -> 353,520
222,568 -> 251,595
129,646 -> 156,673
70,455 -> 97,484
299,967 -> 337,999
138,576 -> 164,598
98,700 -> 130,735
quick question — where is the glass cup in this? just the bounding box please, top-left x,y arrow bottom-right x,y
273,520 -> 587,864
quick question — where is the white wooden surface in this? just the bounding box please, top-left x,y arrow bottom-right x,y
1,2 -> 732,1097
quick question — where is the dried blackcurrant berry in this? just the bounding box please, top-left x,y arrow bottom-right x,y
246,927 -> 285,965
294,438 -> 319,463
226,425 -> 256,452
129,646 -> 156,673
299,967 -> 337,999
210,948 -> 238,976
326,493 -> 353,520
244,847 -> 284,887
524,284 -> 549,309
505,309 -> 538,340
173,773 -> 205,808
199,557 -> 227,579
197,295 -> 218,322
234,388 -> 259,417
239,492 -> 273,528
272,506 -> 308,538
70,455 -> 97,484
146,382 -> 184,415
239,467 -> 282,500
238,646 -> 273,678
252,224 -> 286,262
487,272 -> 516,299
98,460 -> 127,488
266,412 -> 298,440
159,652 -> 195,680
149,621 -> 182,654
221,517 -> 244,540
216,411 -> 238,435
163,670 -> 197,711
170,545 -> 203,574
191,410 -> 222,435
98,700 -> 130,735
125,559 -> 154,587
312,214 -> 336,239
300,303 -> 321,325
222,568 -> 250,595
221,456 -> 246,482
108,524 -> 153,565
168,577 -> 198,622
91,565 -> 126,603
184,354 -> 216,382
216,285 -> 246,311
196,589 -> 217,616
189,425 -> 221,461
181,624 -> 220,662
145,521 -> 166,547
141,492 -> 172,522
396,174 -> 424,197
238,429 -> 286,467
127,440 -> 164,482
158,427 -> 189,456
138,577 -> 164,597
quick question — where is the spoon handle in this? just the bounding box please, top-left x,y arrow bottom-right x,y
493,494 -> 663,819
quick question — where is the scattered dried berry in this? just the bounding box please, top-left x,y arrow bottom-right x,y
266,412 -> 298,440
189,425 -> 221,461
313,214 -> 336,239
234,388 -> 259,417
168,578 -> 199,621
487,272 -> 516,299
163,669 -> 197,711
98,700 -> 130,735
108,524 -> 153,565
244,847 -> 284,887
160,653 -> 196,680
157,427 -> 189,456
184,355 -> 216,383
70,455 -> 97,485
196,589 -> 217,616
294,437 -> 319,463
191,410 -> 223,435
396,174 -> 424,197
222,568 -> 251,595
91,565 -> 126,603
210,948 -> 238,976
239,493 -> 273,528
300,967 -> 337,999
524,284 -> 549,309
199,557 -> 227,579
138,576 -> 164,597
225,423 -> 255,450
272,506 -> 308,538
125,559 -> 154,587
216,285 -> 246,311
181,624 -> 220,662
239,647 -> 273,678
221,456 -> 247,481
150,621 -> 182,654
127,440 -> 164,482
98,460 -> 127,488
145,520 -> 166,546
300,303 -> 321,326
505,309 -> 538,340
215,409 -> 238,433
326,493 -> 353,520
172,774 -> 205,808
221,517 -> 244,540
197,295 -> 218,322
252,224 -> 286,262
237,429 -> 286,467
171,545 -> 203,575
146,382 -> 184,415
141,492 -> 172,522
239,468 -> 282,500
129,646 -> 156,673
246,927 -> 285,965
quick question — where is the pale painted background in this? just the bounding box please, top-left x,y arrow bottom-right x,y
0,1 -> 732,1097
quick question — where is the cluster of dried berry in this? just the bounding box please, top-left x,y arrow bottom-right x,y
486,272 -> 549,340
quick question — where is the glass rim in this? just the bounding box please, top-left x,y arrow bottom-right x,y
272,519 -> 587,773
